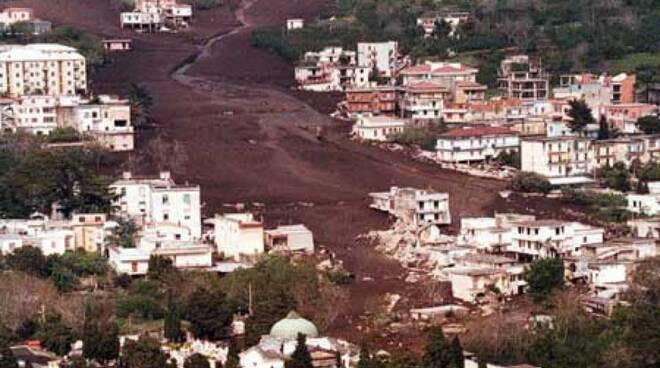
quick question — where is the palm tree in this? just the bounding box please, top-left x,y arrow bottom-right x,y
127,83 -> 153,129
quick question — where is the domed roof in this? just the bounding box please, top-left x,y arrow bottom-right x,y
269,311 -> 319,339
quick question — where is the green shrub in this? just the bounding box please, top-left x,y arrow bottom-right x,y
327,271 -> 354,285
116,295 -> 164,320
511,172 -> 552,194
47,127 -> 81,143
389,123 -> 447,151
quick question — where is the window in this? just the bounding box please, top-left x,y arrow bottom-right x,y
163,214 -> 169,221
162,194 -> 169,204
131,262 -> 138,273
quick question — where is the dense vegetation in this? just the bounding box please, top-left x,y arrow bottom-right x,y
0,135 -> 117,218
254,0 -> 660,90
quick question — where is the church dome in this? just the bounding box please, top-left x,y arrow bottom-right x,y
269,311 -> 319,339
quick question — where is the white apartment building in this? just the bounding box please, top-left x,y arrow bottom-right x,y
294,47 -> 370,91
399,82 -> 449,121
110,171 -> 202,239
0,44 -> 86,97
627,193 -> 660,216
520,136 -> 591,178
436,126 -> 520,163
458,213 -> 535,252
507,219 -> 604,261
0,95 -> 134,151
352,115 -> 406,141
0,216 -> 75,256
121,0 -> 192,30
446,265 -> 526,303
357,41 -> 399,78
399,62 -> 478,90
369,186 -> 451,226
0,7 -> 32,27
211,213 -> 265,261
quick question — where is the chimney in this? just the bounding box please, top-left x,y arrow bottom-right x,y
122,171 -> 132,180
160,171 -> 171,181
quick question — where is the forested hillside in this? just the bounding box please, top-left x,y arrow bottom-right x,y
254,0 -> 660,89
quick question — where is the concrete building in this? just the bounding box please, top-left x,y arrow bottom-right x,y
110,171 -> 202,239
602,103 -> 656,134
628,217 -> 660,238
121,0 -> 192,31
498,55 -> 549,101
0,44 -> 86,97
369,186 -> 451,226
454,80 -> 487,103
70,213 -> 107,253
211,213 -> 264,261
294,47 -> 369,91
352,115 -> 406,141
399,82 -> 449,121
447,265 -> 526,303
357,41 -> 399,78
286,18 -> 304,30
265,224 -> 314,253
520,136 -> 591,178
343,85 -> 397,118
103,39 -> 133,52
0,7 -> 33,27
108,246 -> 150,275
399,61 -> 478,90
436,126 -> 520,163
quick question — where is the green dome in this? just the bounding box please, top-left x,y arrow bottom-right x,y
269,311 -> 319,339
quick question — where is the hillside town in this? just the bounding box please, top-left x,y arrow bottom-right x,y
0,1 -> 659,368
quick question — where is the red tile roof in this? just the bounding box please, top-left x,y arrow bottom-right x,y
441,126 -> 517,138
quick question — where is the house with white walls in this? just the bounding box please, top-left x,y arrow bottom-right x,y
436,126 -> 520,163
210,213 -> 265,261
352,115 -> 406,141
110,171 -> 202,239
369,186 -> 451,226
357,41 -> 399,78
264,224 -> 314,254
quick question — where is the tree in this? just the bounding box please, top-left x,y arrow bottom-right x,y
626,257 -> 660,367
5,246 -> 48,277
423,327 -> 452,368
224,338 -> 240,368
599,162 -> 632,192
0,346 -> 17,368
127,83 -> 153,129
185,288 -> 234,341
48,263 -> 77,293
164,297 -> 183,343
511,172 -> 552,194
39,315 -> 73,357
567,99 -> 595,135
597,115 -> 612,140
449,336 -> 464,368
286,334 -> 313,368
147,255 -> 175,281
184,353 -> 210,368
524,258 -> 565,303
121,336 -> 174,368
82,304 -> 120,364
108,218 -> 138,248
636,115 -> 660,134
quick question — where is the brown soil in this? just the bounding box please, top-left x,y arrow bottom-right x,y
9,0 -> 585,347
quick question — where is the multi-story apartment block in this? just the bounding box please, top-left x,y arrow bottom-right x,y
602,103 -> 656,133
0,44 -> 86,97
342,85 -> 396,118
0,7 -> 32,26
110,171 -> 202,239
498,55 -> 549,101
0,94 -> 134,151
520,136 -> 591,178
121,0 -> 191,31
453,80 -> 486,103
399,82 -> 450,121
294,47 -> 369,91
399,62 -> 478,90
436,126 -> 520,163
357,41 -> 399,78
59,95 -> 134,151
369,186 -> 451,226
507,219 -> 604,261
